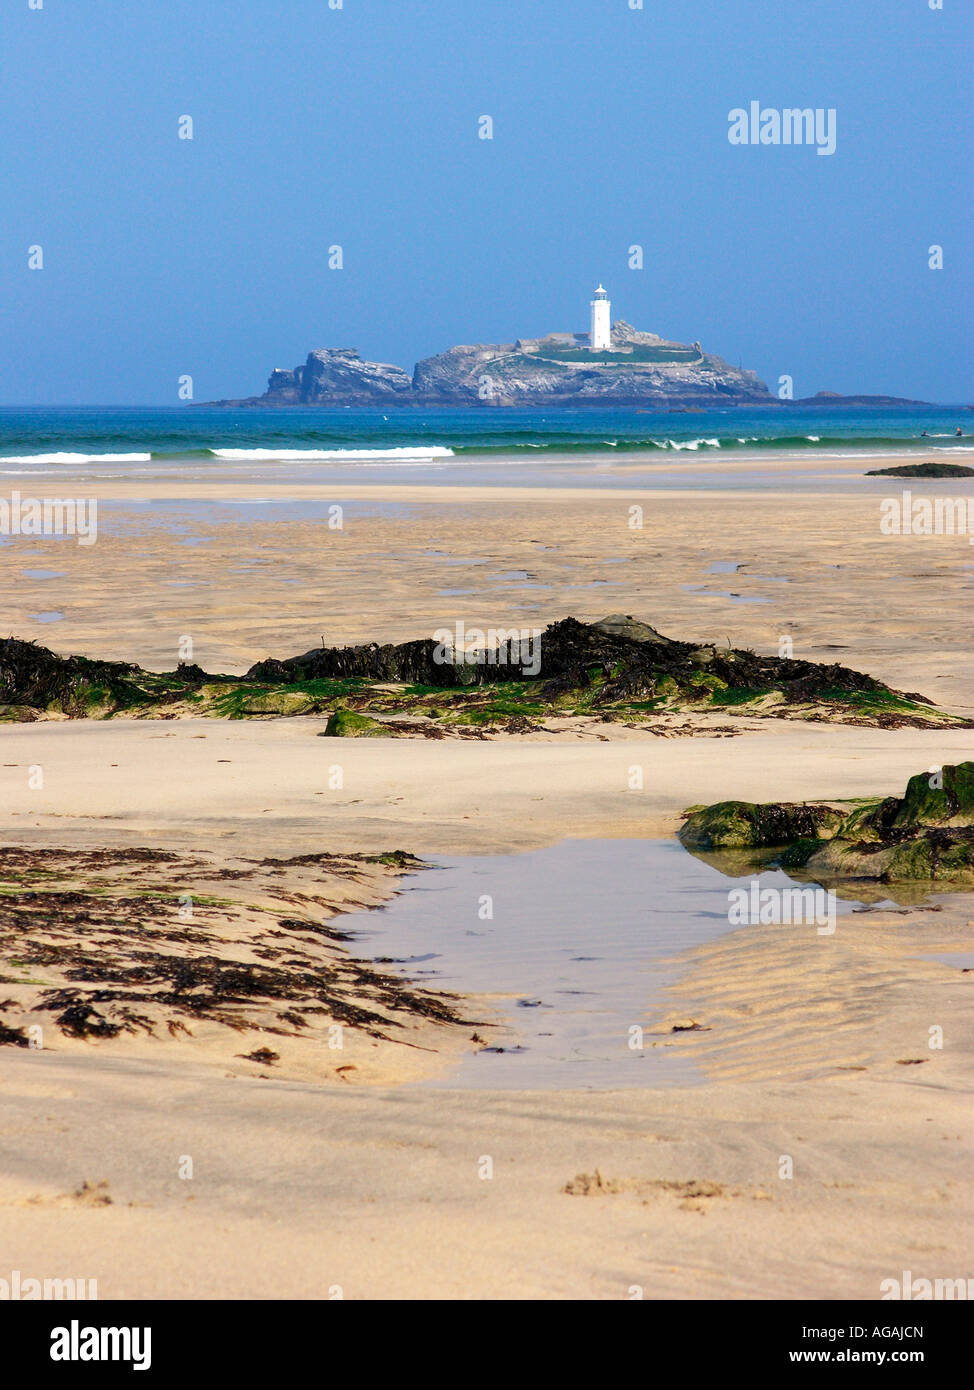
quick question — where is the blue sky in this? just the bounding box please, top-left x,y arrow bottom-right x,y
2,0 -> 970,404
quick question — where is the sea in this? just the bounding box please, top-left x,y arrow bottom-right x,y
0,403 -> 971,490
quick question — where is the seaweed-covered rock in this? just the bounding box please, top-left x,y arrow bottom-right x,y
2,617 -> 966,728
321,709 -> 386,738
245,614 -> 918,708
247,638 -> 469,689
0,637 -> 141,715
683,762 -> 974,885
831,797 -> 901,843
828,765 -> 974,844
800,830 -> 974,884
893,763 -> 974,828
865,461 -> 974,478
678,800 -> 844,850
930,831 -> 974,879
0,639 -> 230,716
170,661 -> 209,685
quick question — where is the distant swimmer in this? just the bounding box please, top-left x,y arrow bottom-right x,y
921,430 -> 929,437
957,427 -> 964,437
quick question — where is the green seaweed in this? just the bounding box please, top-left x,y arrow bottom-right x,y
323,709 -> 386,738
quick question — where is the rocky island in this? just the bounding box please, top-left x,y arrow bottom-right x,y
206,293 -> 773,408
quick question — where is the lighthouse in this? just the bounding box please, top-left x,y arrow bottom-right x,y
590,284 -> 611,352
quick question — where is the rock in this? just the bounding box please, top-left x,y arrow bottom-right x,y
593,614 -> 677,645
226,349 -> 413,406
234,689 -> 317,715
247,638 -> 468,689
245,658 -> 296,682
321,709 -> 386,738
689,671 -> 728,693
799,833 -> 974,884
0,638 -> 232,717
865,461 -> 974,478
689,646 -> 717,667
894,763 -> 974,828
171,661 -> 209,684
679,800 -> 844,850
300,348 -> 413,403
831,797 -> 900,843
793,393 -> 933,406
685,761 -> 974,885
268,348 -> 413,405
4,621 -> 964,730
931,833 -> 974,879
829,765 -> 974,843
0,637 -> 141,715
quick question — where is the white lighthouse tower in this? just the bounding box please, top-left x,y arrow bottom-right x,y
590,284 -> 611,352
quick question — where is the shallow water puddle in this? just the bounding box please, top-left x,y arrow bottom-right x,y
915,952 -> 974,971
346,838 -> 862,1090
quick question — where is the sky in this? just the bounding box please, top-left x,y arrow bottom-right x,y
2,0 -> 971,404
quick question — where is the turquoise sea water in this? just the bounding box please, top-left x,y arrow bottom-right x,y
0,404 -> 971,463
0,404 -> 971,493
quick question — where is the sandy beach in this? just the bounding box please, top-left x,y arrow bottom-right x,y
5,457 -> 974,714
6,0 -> 971,1326
2,452 -> 973,1299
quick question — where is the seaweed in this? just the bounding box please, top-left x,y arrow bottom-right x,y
0,846 -> 471,1055
1,615 -> 965,731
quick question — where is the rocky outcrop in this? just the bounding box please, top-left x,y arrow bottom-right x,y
0,637 -> 212,718
7,617 -> 963,729
214,321 -> 772,408
677,801 -> 845,851
244,613 -> 908,704
865,462 -> 974,478
255,349 -> 413,405
411,320 -> 770,406
680,762 -> 974,884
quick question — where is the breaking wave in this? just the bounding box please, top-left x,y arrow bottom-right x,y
0,451 -> 152,464
453,434 -> 971,455
209,446 -> 456,461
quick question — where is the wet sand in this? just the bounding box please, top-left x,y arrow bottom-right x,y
3,457 -> 974,716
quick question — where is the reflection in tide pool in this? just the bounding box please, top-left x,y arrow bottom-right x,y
344,838 -> 862,1090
